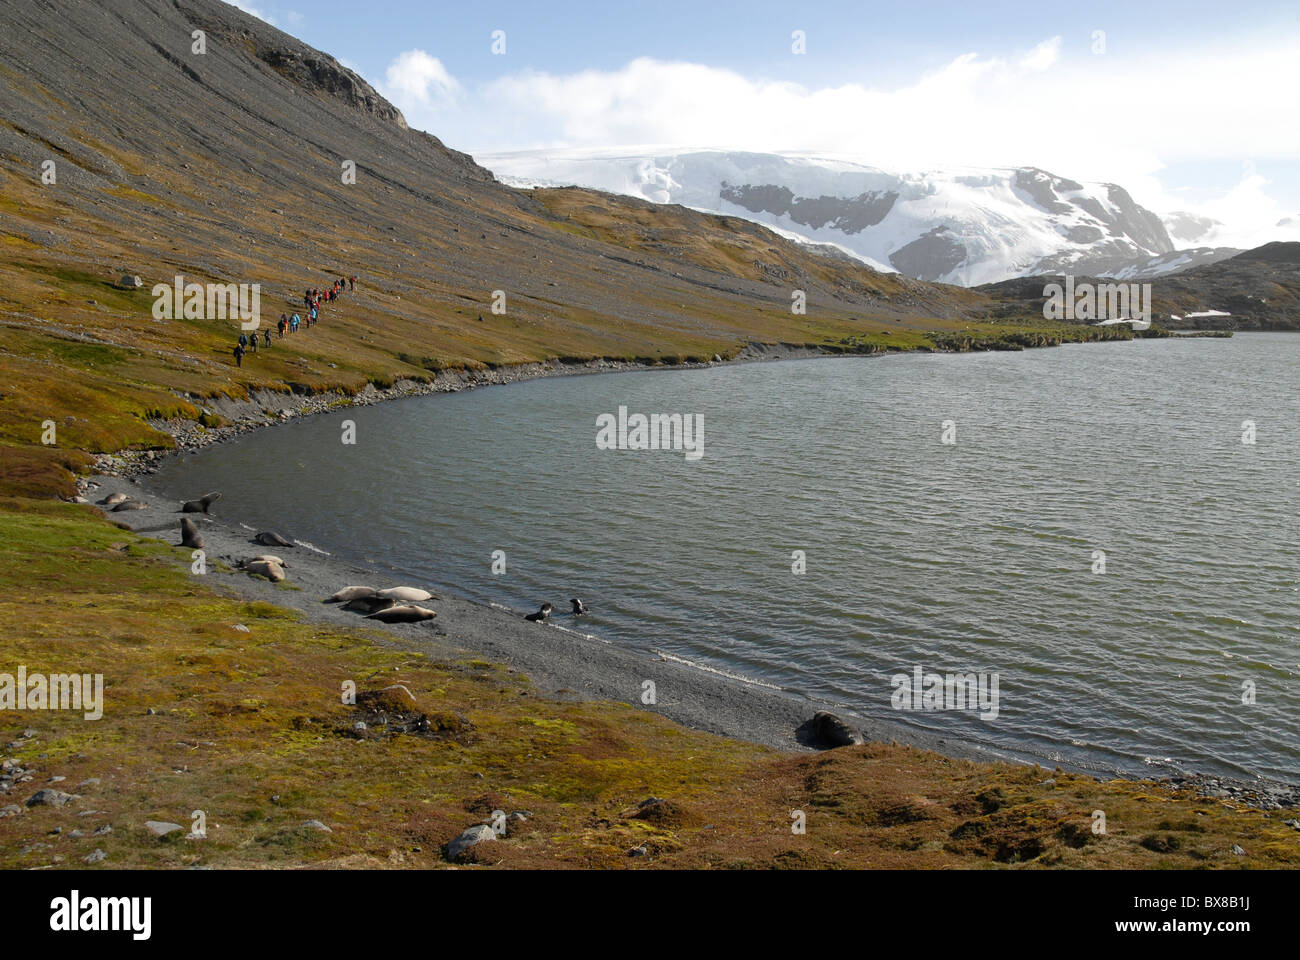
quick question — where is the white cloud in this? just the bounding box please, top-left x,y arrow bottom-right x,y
382,50 -> 460,110
382,36 -> 1300,243
1181,167 -> 1300,248
1019,36 -> 1061,72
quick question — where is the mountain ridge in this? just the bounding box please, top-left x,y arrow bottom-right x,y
482,149 -> 1247,285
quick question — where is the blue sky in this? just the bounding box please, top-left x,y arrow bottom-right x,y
231,1 -> 1300,244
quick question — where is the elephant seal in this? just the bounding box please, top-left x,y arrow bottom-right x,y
248,554 -> 286,567
112,500 -> 147,512
179,517 -> 204,550
524,603 -> 553,623
181,492 -> 222,514
570,598 -> 587,614
99,492 -> 129,506
253,531 -> 294,548
808,711 -> 864,748
325,586 -> 377,603
245,559 -> 286,582
342,596 -> 396,614
376,586 -> 433,603
365,604 -> 436,624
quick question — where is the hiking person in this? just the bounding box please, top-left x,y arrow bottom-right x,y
233,343 -> 245,367
310,306 -> 318,324
278,315 -> 287,338
290,313 -> 300,333
348,275 -> 355,291
247,332 -> 257,352
263,329 -> 271,348
238,332 -> 248,349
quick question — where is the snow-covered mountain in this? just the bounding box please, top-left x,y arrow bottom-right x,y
480,149 -> 1211,286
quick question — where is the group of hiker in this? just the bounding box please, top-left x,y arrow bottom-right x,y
232,274 -> 358,367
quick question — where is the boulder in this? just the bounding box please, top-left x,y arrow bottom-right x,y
144,820 -> 184,838
26,788 -> 77,807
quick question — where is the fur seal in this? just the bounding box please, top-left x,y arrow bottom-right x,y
112,500 -> 147,511
342,596 -> 396,614
98,492 -> 129,506
253,531 -> 294,548
325,586 -> 378,603
248,554 -> 286,567
524,602 -> 553,623
376,586 -> 433,603
245,559 -> 286,582
808,711 -> 864,748
365,604 -> 436,624
179,517 -> 204,550
181,492 -> 222,514
570,598 -> 587,614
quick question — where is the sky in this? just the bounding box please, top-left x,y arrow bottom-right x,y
227,1 -> 1300,247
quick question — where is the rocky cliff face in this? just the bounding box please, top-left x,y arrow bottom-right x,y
175,0 -> 408,129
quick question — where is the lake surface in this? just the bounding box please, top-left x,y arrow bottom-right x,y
154,334 -> 1300,781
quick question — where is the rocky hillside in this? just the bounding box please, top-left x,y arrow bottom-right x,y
979,242 -> 1300,330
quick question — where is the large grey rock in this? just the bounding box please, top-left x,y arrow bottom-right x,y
446,824 -> 496,861
26,789 -> 77,807
145,820 -> 185,837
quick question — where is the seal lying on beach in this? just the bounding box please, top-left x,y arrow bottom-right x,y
342,596 -> 395,614
570,598 -> 587,614
365,604 -> 436,624
112,500 -> 147,511
98,492 -> 130,506
524,602 -> 553,623
248,554 -> 286,567
808,711 -> 864,748
245,559 -> 286,582
376,586 -> 433,603
181,492 -> 222,514
253,531 -> 294,548
324,586 -> 377,603
179,517 -> 204,550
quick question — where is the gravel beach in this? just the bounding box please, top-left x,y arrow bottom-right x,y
87,467 -> 1022,766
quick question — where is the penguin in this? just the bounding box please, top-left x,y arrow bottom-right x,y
570,598 -> 587,615
524,602 -> 553,623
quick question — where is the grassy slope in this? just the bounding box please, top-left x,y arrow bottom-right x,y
1,501 -> 1295,869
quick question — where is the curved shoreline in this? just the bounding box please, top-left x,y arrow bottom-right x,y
81,343 -> 1300,809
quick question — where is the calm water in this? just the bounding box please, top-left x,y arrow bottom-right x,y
154,335 -> 1300,780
